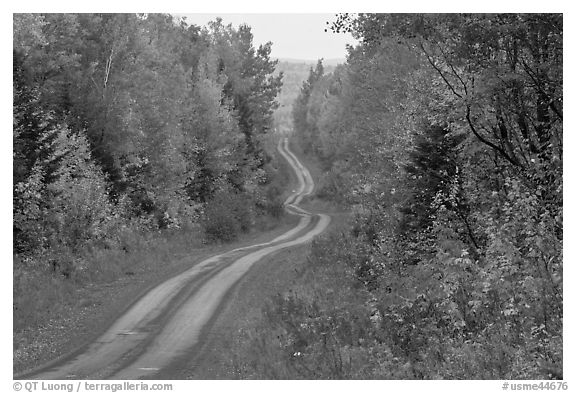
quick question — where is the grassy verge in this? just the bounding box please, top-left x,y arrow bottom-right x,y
204,136 -> 415,379
222,216 -> 409,379
287,138 -> 324,195
13,212 -> 299,376
14,135 -> 302,375
221,136 -> 562,380
181,211 -> 351,379
178,137 -> 357,379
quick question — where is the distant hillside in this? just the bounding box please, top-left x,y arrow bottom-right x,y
276,58 -> 346,66
273,60 -> 338,132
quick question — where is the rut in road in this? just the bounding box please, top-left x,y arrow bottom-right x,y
21,137 -> 330,380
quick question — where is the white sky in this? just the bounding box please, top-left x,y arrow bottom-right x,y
178,14 -> 358,61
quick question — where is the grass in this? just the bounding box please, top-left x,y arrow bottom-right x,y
224,226 -> 396,379
179,211 -> 354,379
186,151 -> 359,378
13,211 -> 300,374
12,132 -> 319,375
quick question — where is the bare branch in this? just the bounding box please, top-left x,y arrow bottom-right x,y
437,41 -> 468,96
419,41 -> 463,99
520,57 -> 563,120
465,105 -> 522,168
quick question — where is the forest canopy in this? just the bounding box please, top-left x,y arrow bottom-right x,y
13,13 -> 284,274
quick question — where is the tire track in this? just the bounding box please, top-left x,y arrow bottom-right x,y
24,137 -> 329,380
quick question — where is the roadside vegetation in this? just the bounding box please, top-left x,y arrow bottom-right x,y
13,13 -> 286,369
234,14 -> 563,379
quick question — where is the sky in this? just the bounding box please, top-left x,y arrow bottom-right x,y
178,14 -> 358,61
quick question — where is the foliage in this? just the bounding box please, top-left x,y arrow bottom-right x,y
206,19 -> 284,168
292,60 -> 324,154
201,191 -> 255,242
273,61 -> 336,133
241,13 -> 563,380
13,12 -> 284,253
13,13 -> 285,341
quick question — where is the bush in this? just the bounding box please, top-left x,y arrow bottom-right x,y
259,183 -> 285,218
232,232 -> 406,379
13,125 -> 121,260
232,205 -> 563,379
201,191 -> 255,242
316,169 -> 346,202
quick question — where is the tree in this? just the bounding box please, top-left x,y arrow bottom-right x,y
292,59 -> 324,153
207,19 -> 283,168
13,12 -> 285,265
323,13 -> 564,378
182,48 -> 243,203
332,14 -> 562,172
399,123 -> 473,263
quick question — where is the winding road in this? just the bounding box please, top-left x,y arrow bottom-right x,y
22,138 -> 330,380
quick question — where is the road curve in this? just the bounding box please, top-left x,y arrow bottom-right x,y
21,137 -> 330,380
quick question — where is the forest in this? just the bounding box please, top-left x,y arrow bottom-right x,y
234,13 -> 563,379
13,13 -> 286,361
13,13 -> 563,380
273,60 -> 336,133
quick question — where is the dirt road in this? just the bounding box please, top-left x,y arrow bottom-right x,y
22,138 -> 330,380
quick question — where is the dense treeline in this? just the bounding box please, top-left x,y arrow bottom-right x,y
13,14 -> 284,329
243,14 -> 562,379
273,61 -> 335,133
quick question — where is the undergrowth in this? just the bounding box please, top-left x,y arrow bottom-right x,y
231,228 -> 561,379
13,224 -> 205,336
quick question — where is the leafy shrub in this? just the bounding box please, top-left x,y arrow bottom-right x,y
235,192 -> 562,379
13,124 -> 123,274
316,168 -> 347,203
201,191 -> 255,242
233,232 -> 418,379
